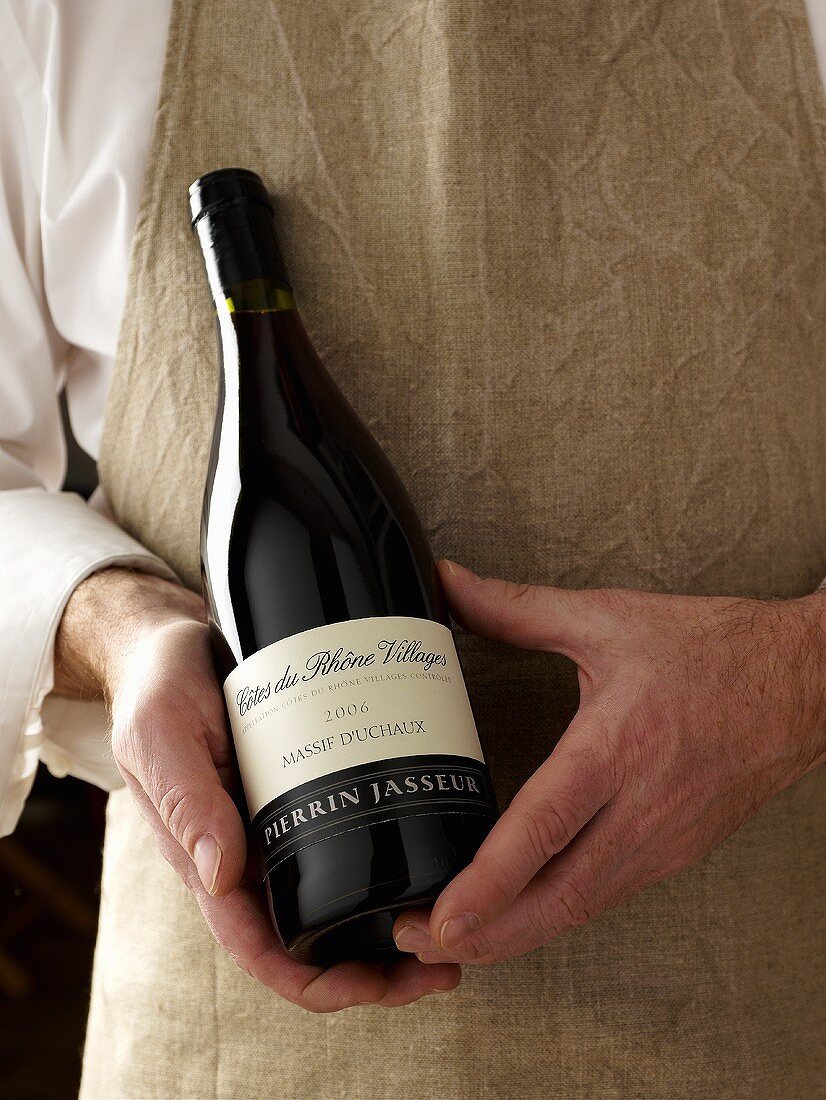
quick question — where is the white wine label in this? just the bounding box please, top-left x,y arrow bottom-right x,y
224,616 -> 487,819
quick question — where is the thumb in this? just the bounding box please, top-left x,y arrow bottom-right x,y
114,711 -> 248,898
438,559 -> 604,662
426,705 -> 616,951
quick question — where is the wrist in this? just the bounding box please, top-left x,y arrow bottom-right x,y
54,567 -> 205,703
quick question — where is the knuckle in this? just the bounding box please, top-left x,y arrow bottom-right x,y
478,851 -> 528,910
227,945 -> 290,1001
227,948 -> 326,1014
227,949 -> 250,975
519,799 -> 578,865
453,929 -> 500,965
110,716 -> 139,767
504,581 -> 535,606
535,873 -> 591,937
111,701 -> 161,770
229,946 -> 271,990
157,782 -> 198,847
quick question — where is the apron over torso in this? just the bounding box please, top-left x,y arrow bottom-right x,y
84,1 -> 826,1096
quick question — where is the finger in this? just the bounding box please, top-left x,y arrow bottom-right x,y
191,846 -> 460,1010
419,801 -> 643,966
130,778 -> 460,1009
437,559 -> 606,662
413,709 -> 618,952
125,782 -> 391,1011
392,905 -> 439,954
201,879 -> 458,1010
373,953 -> 461,1007
195,878 -> 389,1012
114,708 -> 247,897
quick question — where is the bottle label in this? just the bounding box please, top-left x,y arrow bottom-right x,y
223,616 -> 495,870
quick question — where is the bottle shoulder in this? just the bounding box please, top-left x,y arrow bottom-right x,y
201,307 -> 447,654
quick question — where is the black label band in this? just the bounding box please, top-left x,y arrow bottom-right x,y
252,754 -> 497,872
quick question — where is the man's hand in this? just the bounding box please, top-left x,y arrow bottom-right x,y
393,560 -> 826,965
54,568 -> 460,1010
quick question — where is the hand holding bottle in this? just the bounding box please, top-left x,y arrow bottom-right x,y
54,568 -> 461,1009
394,560 -> 826,964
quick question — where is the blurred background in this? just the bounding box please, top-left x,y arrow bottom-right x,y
0,399 -> 103,1100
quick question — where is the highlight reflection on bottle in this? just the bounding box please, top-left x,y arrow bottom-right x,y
190,168 -> 498,966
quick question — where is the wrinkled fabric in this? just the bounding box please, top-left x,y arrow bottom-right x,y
0,0 -> 174,833
87,1 -> 826,1097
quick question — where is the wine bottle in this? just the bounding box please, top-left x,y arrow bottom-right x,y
189,167 -> 498,966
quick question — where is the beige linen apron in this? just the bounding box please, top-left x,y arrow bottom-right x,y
84,1 -> 826,1096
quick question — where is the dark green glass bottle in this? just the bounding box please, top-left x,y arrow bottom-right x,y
190,168 -> 498,965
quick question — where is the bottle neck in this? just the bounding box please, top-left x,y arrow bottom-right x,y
222,279 -> 295,314
194,199 -> 293,310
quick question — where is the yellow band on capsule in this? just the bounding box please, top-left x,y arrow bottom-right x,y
225,281 -> 295,314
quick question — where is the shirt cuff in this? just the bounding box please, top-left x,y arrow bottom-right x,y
0,488 -> 179,837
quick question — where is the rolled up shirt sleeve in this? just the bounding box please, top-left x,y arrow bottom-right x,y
0,39 -> 176,836
0,492 -> 178,837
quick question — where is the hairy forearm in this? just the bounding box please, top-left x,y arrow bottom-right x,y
53,567 -> 205,702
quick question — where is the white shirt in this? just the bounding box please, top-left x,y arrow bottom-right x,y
1,0 -> 825,837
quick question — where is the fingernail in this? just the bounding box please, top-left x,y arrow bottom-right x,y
417,950 -> 452,964
425,986 -> 453,995
442,560 -> 480,582
395,924 -> 434,952
439,912 -> 481,950
193,834 -> 222,895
